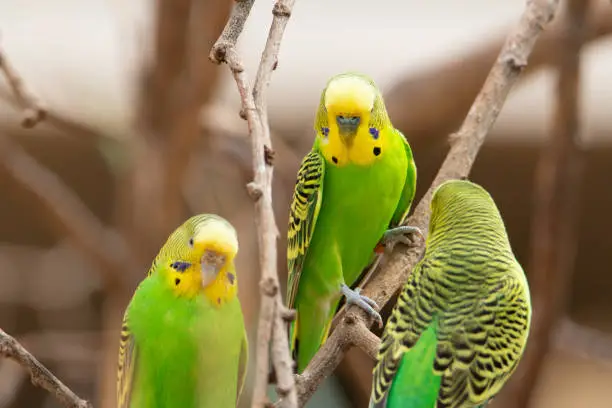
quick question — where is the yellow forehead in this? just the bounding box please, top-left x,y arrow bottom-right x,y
193,220 -> 239,257
324,76 -> 375,114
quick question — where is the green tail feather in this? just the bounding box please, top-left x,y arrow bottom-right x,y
387,323 -> 441,408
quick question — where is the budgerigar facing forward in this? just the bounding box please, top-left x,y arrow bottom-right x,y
117,214 -> 248,408
370,180 -> 532,408
286,72 -> 419,373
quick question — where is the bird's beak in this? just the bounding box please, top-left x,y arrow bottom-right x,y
336,115 -> 360,146
200,249 -> 226,287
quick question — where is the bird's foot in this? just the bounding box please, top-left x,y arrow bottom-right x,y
374,225 -> 424,255
340,283 -> 383,328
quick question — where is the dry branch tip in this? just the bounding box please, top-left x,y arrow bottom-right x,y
22,107 -> 47,128
264,145 -> 275,165
246,182 -> 263,200
500,51 -> 528,71
272,2 -> 292,17
260,276 -> 279,297
279,305 -> 297,322
0,43 -> 47,128
0,329 -> 92,408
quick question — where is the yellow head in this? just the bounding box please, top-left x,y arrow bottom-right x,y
314,72 -> 391,167
149,214 -> 239,306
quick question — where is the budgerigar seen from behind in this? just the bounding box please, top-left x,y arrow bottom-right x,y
370,179 -> 531,408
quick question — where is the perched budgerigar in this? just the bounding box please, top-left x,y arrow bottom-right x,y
286,72 -> 420,373
370,179 -> 532,408
117,214 -> 248,408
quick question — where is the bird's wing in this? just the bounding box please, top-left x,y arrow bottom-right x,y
370,255 -> 435,408
117,313 -> 138,408
435,273 -> 531,407
391,128 -> 417,227
286,150 -> 325,309
236,329 -> 249,403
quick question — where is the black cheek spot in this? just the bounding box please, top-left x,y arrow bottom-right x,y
373,147 -> 381,156
217,298 -> 221,305
332,156 -> 338,164
175,278 -> 180,286
227,272 -> 235,284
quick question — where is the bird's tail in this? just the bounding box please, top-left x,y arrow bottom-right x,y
291,312 -> 334,373
375,324 -> 441,407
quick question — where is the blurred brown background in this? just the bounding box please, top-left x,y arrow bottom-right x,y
1,0 -> 611,407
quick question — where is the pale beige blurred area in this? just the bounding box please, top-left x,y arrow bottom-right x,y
531,350 -> 612,408
0,0 -> 611,407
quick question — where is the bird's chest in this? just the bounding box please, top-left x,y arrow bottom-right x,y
324,155 -> 405,235
152,299 -> 240,368
130,293 -> 242,408
138,299 -> 213,377
319,155 -> 406,278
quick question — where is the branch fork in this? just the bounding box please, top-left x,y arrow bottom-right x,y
211,0 -> 298,407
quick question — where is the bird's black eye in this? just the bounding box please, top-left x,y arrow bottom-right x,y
188,238 -> 194,247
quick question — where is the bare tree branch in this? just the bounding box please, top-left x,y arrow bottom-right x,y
385,0 -> 612,147
0,329 -> 92,408
0,35 -> 133,290
210,0 -> 298,407
0,43 -> 46,128
295,0 -> 561,404
495,0 -> 589,406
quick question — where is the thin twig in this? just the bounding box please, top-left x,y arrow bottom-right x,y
0,34 -> 132,289
252,0 -> 293,138
385,0 -> 612,141
0,43 -> 46,128
0,329 -> 92,408
497,0 -> 589,405
210,1 -> 298,407
295,0 -> 560,404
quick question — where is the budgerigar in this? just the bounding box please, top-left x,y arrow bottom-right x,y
117,214 -> 248,408
286,72 -> 420,373
370,179 -> 532,408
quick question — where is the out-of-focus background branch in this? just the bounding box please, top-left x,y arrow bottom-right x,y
1,0 -> 612,407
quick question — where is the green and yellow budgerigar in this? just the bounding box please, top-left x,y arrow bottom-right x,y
117,214 -> 248,408
370,179 -> 532,408
286,72 -> 420,373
